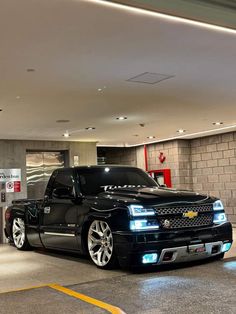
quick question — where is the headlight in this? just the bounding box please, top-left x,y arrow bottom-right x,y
129,205 -> 155,217
213,213 -> 227,224
213,200 -> 224,211
130,219 -> 159,231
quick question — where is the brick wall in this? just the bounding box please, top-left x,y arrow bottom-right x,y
98,132 -> 236,222
97,147 -> 137,166
147,140 -> 192,190
191,132 -> 236,223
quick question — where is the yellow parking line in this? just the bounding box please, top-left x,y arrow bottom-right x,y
0,284 -> 51,294
49,284 -> 126,314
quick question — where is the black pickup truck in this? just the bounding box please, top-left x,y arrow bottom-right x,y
5,165 -> 232,269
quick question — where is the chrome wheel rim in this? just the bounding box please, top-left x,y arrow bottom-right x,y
12,218 -> 25,249
88,220 -> 113,267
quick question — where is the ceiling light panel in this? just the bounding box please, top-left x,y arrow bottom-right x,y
177,129 -> 186,133
127,72 -> 174,84
116,116 -> 127,120
56,119 -> 70,123
63,131 -> 70,138
213,122 -> 223,125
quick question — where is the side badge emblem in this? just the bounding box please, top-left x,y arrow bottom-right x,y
163,219 -> 171,228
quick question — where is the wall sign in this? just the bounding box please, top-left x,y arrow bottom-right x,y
73,155 -> 79,167
0,169 -> 21,193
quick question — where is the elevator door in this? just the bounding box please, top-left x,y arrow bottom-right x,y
26,152 -> 65,199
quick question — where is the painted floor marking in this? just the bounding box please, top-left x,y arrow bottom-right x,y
0,284 -> 126,314
49,283 -> 126,314
0,284 -> 50,294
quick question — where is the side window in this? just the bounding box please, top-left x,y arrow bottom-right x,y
51,170 -> 74,199
45,170 -> 58,198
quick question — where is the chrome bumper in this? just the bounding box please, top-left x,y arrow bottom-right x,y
158,241 -> 224,265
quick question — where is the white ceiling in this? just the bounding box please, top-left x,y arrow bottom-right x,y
0,0 -> 236,146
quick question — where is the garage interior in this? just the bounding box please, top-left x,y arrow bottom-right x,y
0,0 -> 236,313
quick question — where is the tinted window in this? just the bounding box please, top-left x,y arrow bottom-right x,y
77,167 -> 157,196
51,170 -> 74,197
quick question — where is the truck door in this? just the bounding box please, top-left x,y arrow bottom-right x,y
40,169 -> 79,251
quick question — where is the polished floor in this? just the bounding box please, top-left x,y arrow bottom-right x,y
0,229 -> 235,314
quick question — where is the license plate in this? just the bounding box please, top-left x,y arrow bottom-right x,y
189,245 -> 206,254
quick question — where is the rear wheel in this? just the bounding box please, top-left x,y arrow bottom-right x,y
12,218 -> 31,250
87,220 -> 118,269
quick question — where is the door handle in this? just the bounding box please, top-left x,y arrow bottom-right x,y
44,207 -> 51,214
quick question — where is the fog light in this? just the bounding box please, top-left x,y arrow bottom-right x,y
222,243 -> 232,253
142,253 -> 158,264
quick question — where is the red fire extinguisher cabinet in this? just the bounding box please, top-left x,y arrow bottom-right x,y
148,169 -> 172,188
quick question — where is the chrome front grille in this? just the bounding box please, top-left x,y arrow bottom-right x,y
159,214 -> 213,229
155,204 -> 213,216
155,204 -> 214,229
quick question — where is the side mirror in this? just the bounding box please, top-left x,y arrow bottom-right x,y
52,187 -> 75,200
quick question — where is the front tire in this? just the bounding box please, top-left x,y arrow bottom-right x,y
12,218 -> 31,250
87,220 -> 118,269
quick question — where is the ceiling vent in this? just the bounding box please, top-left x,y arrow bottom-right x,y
127,72 -> 174,84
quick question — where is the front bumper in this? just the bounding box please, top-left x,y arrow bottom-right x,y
113,222 -> 232,267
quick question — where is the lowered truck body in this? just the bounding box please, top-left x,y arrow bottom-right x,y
5,165 -> 232,269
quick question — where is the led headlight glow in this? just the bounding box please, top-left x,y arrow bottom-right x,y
129,205 -> 155,216
213,213 -> 227,224
213,200 -> 224,211
130,219 -> 159,231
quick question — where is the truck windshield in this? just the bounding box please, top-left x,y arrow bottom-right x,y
76,167 -> 158,196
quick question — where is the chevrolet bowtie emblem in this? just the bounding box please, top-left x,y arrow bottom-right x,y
183,211 -> 198,219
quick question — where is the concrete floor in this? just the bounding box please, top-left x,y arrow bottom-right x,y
0,229 -> 235,314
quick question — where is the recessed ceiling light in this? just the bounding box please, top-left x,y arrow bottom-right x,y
16,96 -> 21,99
213,122 -> 223,126
85,127 -> 96,130
63,131 -> 70,138
56,119 -> 70,123
98,86 -> 107,92
177,129 -> 186,134
27,68 -> 35,72
116,116 -> 127,120
147,136 -> 155,139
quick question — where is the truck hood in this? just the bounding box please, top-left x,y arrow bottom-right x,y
100,186 -> 214,205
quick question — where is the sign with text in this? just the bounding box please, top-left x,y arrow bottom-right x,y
0,169 -> 21,193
